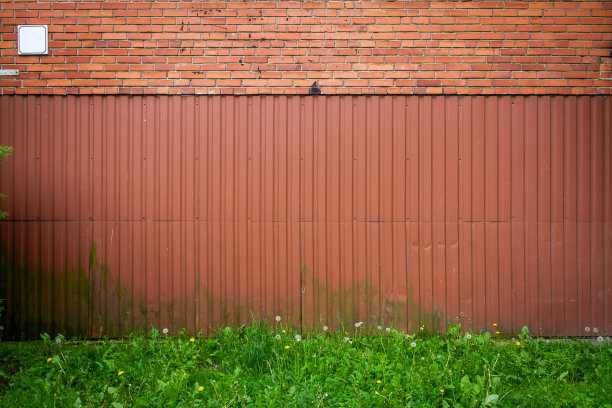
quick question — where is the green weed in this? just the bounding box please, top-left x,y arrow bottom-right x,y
0,321 -> 610,407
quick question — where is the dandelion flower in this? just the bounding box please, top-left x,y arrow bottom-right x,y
515,341 -> 521,346
275,334 -> 281,340
597,336 -> 604,342
466,333 -> 472,340
493,323 -> 497,327
322,326 -> 328,331
585,327 -> 591,332
410,342 -> 417,348
295,334 -> 302,342
192,355 -> 197,359
189,337 -> 195,342
282,330 -> 286,334
593,328 -> 599,333
118,371 -> 124,376
162,328 -> 169,334
495,331 -> 500,335
275,315 -> 281,322
46,357 -> 52,363
376,380 -> 381,384
284,345 -> 290,350
440,389 -> 445,394
198,386 -> 204,392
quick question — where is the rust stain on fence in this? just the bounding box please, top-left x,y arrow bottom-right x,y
0,95 -> 610,338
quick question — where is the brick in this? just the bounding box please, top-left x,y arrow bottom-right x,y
0,0 -> 608,95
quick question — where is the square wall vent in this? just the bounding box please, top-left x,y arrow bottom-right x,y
18,25 -> 48,55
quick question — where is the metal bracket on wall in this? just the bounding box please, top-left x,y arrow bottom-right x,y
0,69 -> 19,76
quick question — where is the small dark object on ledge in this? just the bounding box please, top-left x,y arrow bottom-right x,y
309,81 -> 322,95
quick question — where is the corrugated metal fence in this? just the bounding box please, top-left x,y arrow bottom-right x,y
0,95 -> 610,338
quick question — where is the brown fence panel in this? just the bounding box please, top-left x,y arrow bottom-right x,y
0,95 -> 610,338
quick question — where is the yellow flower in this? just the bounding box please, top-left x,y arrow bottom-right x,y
440,389 -> 445,394
198,386 -> 204,392
189,337 -> 195,342
493,323 -> 498,327
376,380 -> 381,384
118,371 -> 124,376
184,373 -> 187,376
282,330 -> 286,333
495,331 -> 500,334
192,355 -> 197,359
46,357 -> 52,363
516,341 -> 521,346
285,345 -> 290,350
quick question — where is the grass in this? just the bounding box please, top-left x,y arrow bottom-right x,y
0,321 -> 610,407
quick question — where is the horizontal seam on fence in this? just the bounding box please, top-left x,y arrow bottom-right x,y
0,220 -> 603,223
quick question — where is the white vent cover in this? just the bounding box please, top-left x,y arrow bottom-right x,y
18,25 -> 48,55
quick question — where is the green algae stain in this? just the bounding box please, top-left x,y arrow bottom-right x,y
299,262 -> 443,333
0,241 -> 90,339
2,237 -> 445,339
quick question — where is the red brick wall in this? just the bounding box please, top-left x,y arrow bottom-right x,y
0,0 -> 611,95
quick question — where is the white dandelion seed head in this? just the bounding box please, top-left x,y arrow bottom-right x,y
275,315 -> 281,322
466,333 -> 472,340
421,357 -> 425,361
162,328 -> 169,334
295,334 -> 302,342
405,334 -> 410,340
322,325 -> 328,331
55,337 -> 62,344
597,336 -> 603,342
385,327 -> 391,333
377,325 -> 382,331
275,334 -> 281,340
355,322 -> 360,328
419,327 -> 424,331
312,353 -> 316,358
410,342 -> 417,348
0,326 -> 3,331
585,327 -> 591,332
593,327 -> 599,333
344,337 -> 349,342
349,340 -> 352,344
546,339 -> 550,343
